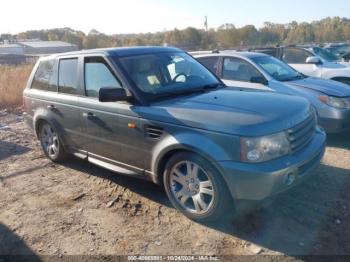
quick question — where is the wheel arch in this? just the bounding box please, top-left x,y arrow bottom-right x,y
33,110 -> 68,148
153,144 -> 228,189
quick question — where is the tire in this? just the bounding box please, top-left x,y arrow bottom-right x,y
163,152 -> 234,223
39,121 -> 67,162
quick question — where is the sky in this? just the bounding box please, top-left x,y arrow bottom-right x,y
1,0 -> 350,35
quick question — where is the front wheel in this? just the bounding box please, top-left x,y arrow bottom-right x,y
163,152 -> 234,223
39,122 -> 67,162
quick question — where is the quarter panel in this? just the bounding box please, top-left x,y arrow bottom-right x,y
26,90 -> 84,149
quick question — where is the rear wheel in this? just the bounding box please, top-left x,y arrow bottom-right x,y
39,122 -> 66,162
163,152 -> 234,223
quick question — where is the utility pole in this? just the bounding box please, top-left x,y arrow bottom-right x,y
204,16 -> 209,49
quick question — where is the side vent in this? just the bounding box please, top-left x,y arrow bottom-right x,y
144,125 -> 164,140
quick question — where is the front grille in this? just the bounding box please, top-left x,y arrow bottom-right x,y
287,112 -> 316,153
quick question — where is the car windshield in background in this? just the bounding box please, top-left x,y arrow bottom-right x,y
326,44 -> 350,57
252,56 -> 304,82
313,47 -> 339,62
117,52 -> 220,98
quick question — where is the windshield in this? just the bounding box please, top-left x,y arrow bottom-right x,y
326,44 -> 350,57
117,52 -> 220,98
252,56 -> 304,82
312,47 -> 339,62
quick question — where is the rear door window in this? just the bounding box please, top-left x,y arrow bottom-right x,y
197,57 -> 220,74
84,57 -> 122,98
31,59 -> 56,91
58,58 -> 78,94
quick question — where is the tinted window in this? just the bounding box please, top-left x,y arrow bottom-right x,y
222,57 -> 261,82
283,48 -> 311,64
197,57 -> 220,73
58,58 -> 78,94
31,59 -> 56,91
84,57 -> 122,98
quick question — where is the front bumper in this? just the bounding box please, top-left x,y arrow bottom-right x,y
318,107 -> 350,133
217,127 -> 326,201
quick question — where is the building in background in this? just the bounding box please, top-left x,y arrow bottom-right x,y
18,41 -> 78,55
0,40 -> 78,65
0,44 -> 24,55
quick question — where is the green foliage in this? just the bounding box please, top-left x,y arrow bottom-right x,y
11,17 -> 350,51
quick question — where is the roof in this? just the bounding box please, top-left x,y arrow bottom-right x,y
18,41 -> 77,48
193,50 -> 269,59
49,46 -> 183,58
222,51 -> 269,58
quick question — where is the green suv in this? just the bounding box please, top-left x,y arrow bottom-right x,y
23,47 -> 326,222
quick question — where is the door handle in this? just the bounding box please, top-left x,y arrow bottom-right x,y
47,105 -> 56,110
83,112 -> 95,118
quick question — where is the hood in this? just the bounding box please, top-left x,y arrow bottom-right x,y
287,77 -> 350,97
320,60 -> 350,69
138,89 -> 312,136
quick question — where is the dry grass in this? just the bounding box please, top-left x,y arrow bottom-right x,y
0,64 -> 34,110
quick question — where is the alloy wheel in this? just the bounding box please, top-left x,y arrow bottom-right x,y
40,123 -> 60,159
169,160 -> 215,214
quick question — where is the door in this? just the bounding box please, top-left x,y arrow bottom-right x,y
79,56 -> 145,171
221,57 -> 271,91
282,47 -> 320,77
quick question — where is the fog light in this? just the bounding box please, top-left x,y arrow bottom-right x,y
285,172 -> 295,186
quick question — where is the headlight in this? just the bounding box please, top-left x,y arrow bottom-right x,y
318,95 -> 347,109
241,132 -> 290,163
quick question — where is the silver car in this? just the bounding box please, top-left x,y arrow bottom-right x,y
195,51 -> 350,133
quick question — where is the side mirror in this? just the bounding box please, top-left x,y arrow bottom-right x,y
250,76 -> 268,85
306,56 -> 322,65
99,87 -> 129,102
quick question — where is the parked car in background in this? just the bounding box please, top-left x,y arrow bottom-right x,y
23,47 -> 326,222
194,51 -> 350,133
252,46 -> 350,85
324,43 -> 350,58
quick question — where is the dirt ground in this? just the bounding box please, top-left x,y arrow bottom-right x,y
0,111 -> 350,260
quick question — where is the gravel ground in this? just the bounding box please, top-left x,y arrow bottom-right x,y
0,111 -> 349,260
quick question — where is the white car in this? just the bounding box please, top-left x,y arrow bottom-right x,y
252,46 -> 350,85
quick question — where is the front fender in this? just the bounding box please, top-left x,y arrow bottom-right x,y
151,131 -> 239,177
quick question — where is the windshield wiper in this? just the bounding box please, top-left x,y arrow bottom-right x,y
155,88 -> 206,100
153,83 -> 224,101
281,74 -> 305,82
202,83 -> 226,90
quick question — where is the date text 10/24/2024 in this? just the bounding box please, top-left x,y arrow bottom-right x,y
128,256 -> 220,261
